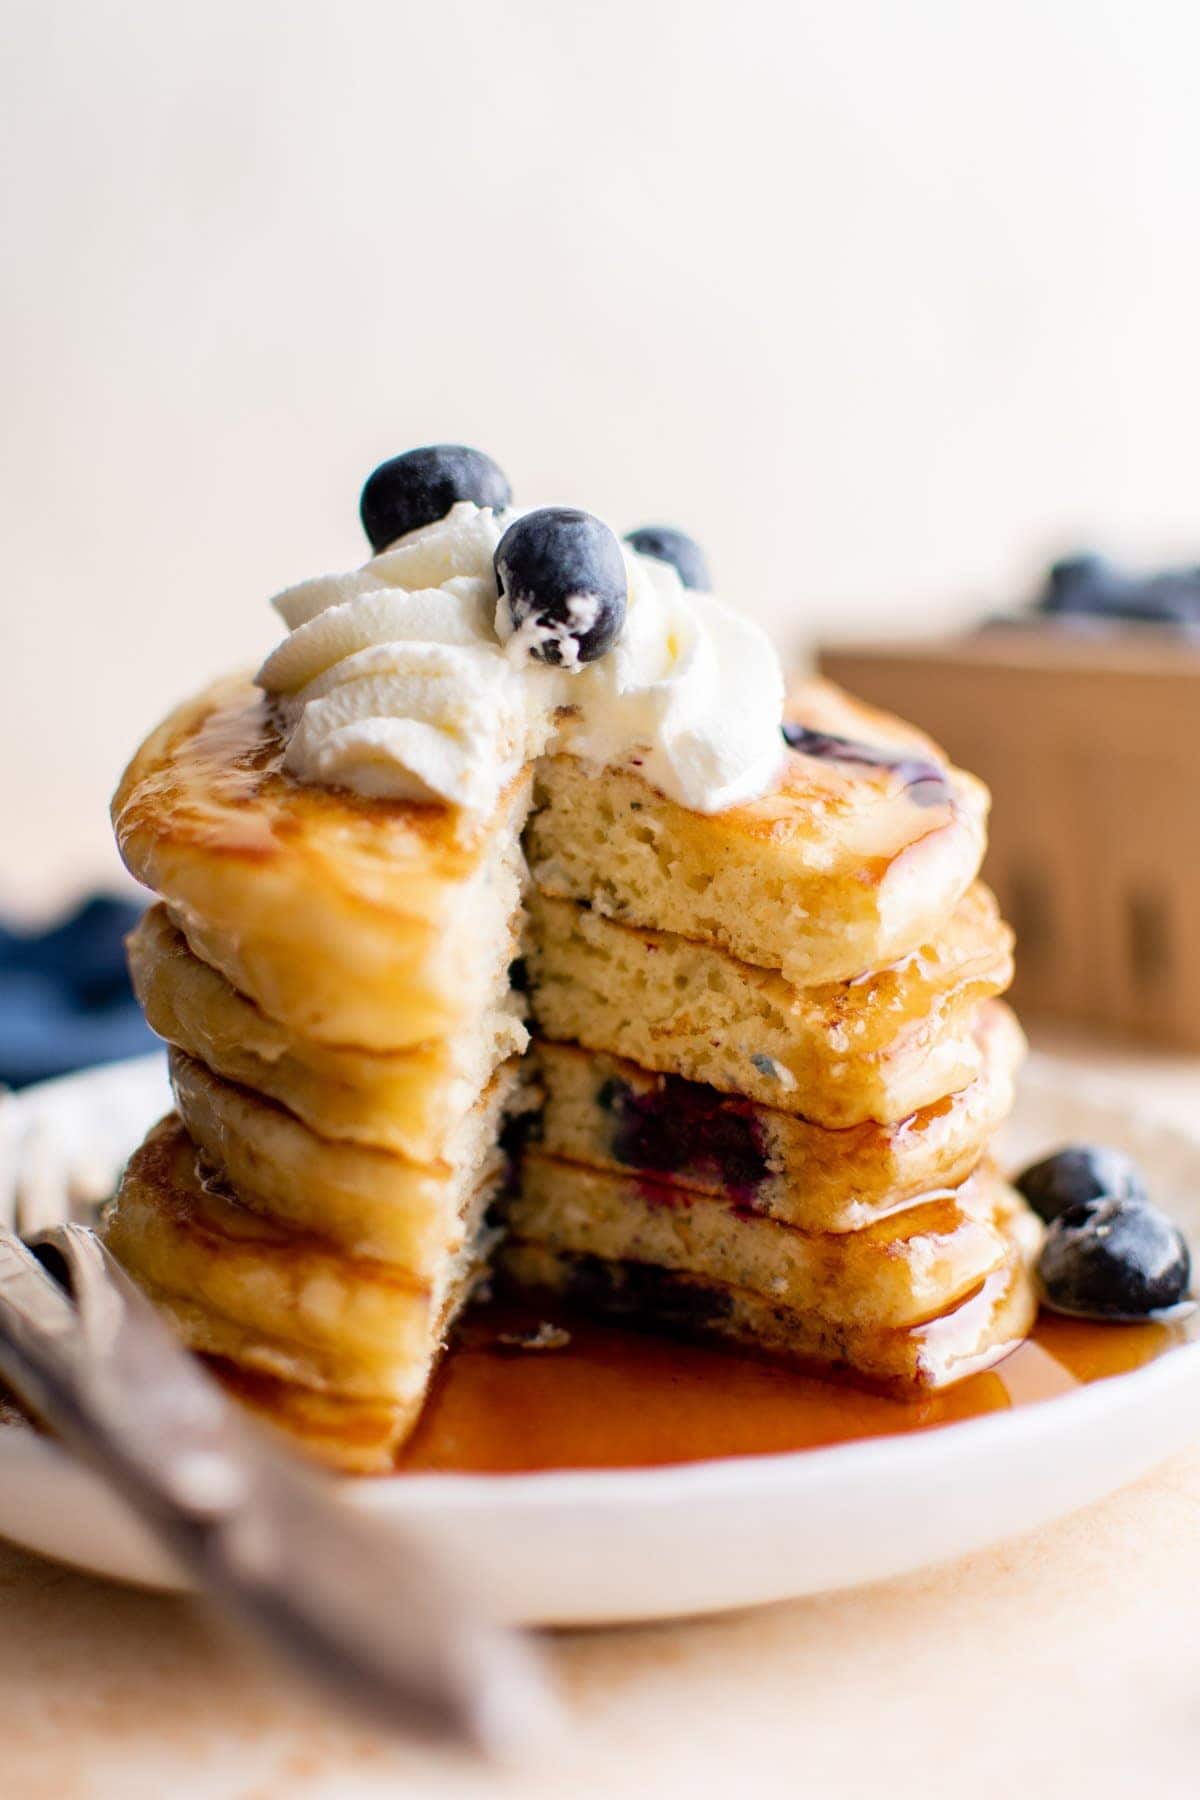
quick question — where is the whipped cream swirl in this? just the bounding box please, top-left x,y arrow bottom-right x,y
256,502 -> 784,819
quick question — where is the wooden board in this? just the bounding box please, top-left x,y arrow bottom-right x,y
818,628 -> 1200,1049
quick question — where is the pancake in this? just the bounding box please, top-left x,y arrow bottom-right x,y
113,677 -> 529,1051
202,1359 -> 414,1476
103,1115 -> 497,1405
128,905 -> 527,1159
531,1001 -> 1024,1232
526,679 -> 989,987
507,1155 -> 1015,1332
526,884 -> 1013,1127
168,1048 -> 522,1267
499,1192 -> 1039,1392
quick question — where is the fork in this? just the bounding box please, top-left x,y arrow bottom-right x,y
0,1096 -> 558,1757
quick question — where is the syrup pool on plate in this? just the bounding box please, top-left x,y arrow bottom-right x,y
392,1301 -> 1198,1476
3,1303 -> 1193,1477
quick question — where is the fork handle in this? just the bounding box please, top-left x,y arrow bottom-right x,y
0,1225 -> 555,1755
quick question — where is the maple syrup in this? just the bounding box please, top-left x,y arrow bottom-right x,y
5,1302 -> 1189,1479
393,1300 -> 1197,1476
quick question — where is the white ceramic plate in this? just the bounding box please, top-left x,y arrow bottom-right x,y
1,1053 -> 1198,1626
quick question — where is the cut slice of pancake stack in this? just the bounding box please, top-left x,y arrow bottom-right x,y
105,676 -> 532,1470
104,670 -> 1039,1470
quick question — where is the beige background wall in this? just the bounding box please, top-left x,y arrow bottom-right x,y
4,1 -> 1200,909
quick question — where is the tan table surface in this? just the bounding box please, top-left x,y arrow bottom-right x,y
4,1031 -> 1199,1800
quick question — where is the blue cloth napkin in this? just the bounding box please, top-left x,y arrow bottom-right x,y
0,896 -> 158,1089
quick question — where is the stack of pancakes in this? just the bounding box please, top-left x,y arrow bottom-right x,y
104,673 -> 1037,1469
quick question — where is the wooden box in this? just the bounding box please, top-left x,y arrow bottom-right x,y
817,629 -> 1200,1049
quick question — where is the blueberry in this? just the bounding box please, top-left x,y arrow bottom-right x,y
1038,554 -> 1123,616
495,508 -> 627,667
597,1075 -> 633,1115
360,445 -> 510,552
1124,571 -> 1200,625
499,1105 -> 541,1158
1037,555 -> 1200,629
1014,1144 -> 1147,1224
558,1252 -> 733,1330
1038,1197 -> 1191,1320
600,1070 -> 769,1199
624,526 -> 712,591
781,724 -> 950,808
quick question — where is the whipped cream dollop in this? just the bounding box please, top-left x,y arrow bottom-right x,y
256,503 -> 785,819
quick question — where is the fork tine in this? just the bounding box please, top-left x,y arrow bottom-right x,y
65,1154 -> 118,1226
13,1121 -> 73,1240
0,1092 -> 18,1232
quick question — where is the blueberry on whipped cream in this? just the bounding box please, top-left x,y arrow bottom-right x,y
256,452 -> 784,821
624,526 -> 711,593
360,445 -> 511,552
495,509 -> 627,669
